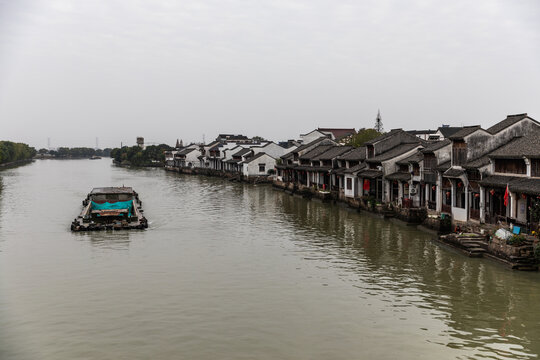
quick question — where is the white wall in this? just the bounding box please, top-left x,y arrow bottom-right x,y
252,143 -> 291,158
242,153 -> 276,176
300,130 -> 326,144
186,149 -> 201,167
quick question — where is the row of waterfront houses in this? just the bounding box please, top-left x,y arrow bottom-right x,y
165,113 -> 540,229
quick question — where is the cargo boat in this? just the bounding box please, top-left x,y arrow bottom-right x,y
71,187 -> 148,231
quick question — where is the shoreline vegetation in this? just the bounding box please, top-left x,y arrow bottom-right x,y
0,141 -> 36,167
36,147 -> 112,159
110,144 -> 173,167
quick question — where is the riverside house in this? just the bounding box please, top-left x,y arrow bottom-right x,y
441,114 -> 540,223
273,113 -> 540,231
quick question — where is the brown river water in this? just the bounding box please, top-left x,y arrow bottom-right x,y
0,159 -> 539,359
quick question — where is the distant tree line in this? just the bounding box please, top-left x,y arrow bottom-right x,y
110,144 -> 173,167
38,147 -> 112,158
0,141 -> 36,165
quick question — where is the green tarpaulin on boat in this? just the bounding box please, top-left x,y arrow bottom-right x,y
91,201 -> 133,216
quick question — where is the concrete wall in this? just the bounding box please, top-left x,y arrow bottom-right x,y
434,144 -> 452,165
465,119 -> 540,161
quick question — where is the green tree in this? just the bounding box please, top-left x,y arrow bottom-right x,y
345,128 -> 383,147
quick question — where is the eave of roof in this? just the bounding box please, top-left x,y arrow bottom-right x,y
366,143 -> 421,163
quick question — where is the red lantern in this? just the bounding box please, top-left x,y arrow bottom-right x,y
457,182 -> 463,188
446,191 -> 451,198
474,193 -> 480,198
490,189 -> 495,196
432,185 -> 436,191
521,193 -> 527,199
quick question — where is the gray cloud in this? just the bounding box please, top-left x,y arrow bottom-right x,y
1,0 -> 539,148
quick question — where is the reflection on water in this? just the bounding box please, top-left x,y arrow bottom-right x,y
277,195 -> 540,359
0,159 -> 539,360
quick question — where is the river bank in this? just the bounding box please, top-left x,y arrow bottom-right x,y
0,159 -> 34,169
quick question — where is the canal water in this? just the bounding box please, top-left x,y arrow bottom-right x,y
1,159 -> 539,360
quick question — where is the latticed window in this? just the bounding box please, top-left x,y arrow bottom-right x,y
495,159 -> 526,174
423,154 -> 436,170
452,141 -> 467,166
532,159 -> 540,177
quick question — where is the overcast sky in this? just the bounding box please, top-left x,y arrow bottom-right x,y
1,0 -> 539,149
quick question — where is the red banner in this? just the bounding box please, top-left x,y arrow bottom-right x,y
363,179 -> 370,191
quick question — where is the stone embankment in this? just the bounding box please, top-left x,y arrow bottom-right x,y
437,233 -> 539,270
165,166 -> 272,184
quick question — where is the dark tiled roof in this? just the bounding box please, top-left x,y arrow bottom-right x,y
358,169 -> 383,179
290,137 -> 334,155
244,152 -> 274,163
232,148 -> 252,157
444,168 -> 465,178
364,129 -> 403,145
407,129 -> 436,135
487,113 -> 529,134
176,148 -> 196,156
488,128 -> 540,158
295,165 -> 332,172
435,160 -> 451,171
448,126 -> 482,140
366,143 -> 421,163
337,147 -> 366,161
299,145 -> 335,160
479,175 -> 513,188
509,177 -> 540,194
422,139 -> 451,153
281,152 -> 294,160
437,127 -> 463,138
343,163 -> 367,174
396,151 -> 423,165
463,155 -> 491,169
477,175 -> 540,194
386,172 -> 411,181
370,129 -> 424,146
316,146 -> 352,161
